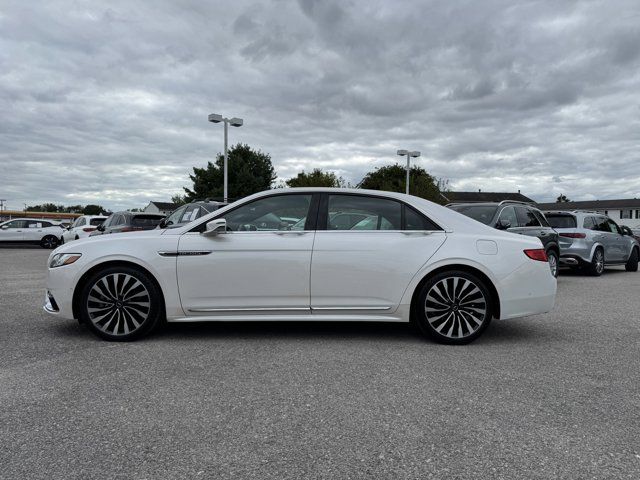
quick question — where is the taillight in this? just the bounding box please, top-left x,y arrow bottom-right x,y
82,227 -> 96,232
559,232 -> 586,239
524,249 -> 548,262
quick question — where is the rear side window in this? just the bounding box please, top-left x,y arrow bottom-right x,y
404,206 -> 441,230
328,195 -> 401,230
594,217 -> 609,232
515,207 -> 541,227
132,215 -> 164,227
582,217 -> 595,229
546,214 -> 577,229
532,210 -> 550,227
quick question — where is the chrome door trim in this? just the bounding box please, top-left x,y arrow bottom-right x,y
188,306 -> 311,313
311,306 -> 392,311
158,250 -> 212,257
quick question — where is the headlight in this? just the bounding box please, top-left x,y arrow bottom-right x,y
49,253 -> 82,268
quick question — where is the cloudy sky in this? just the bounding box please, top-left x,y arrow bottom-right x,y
2,0 -> 639,210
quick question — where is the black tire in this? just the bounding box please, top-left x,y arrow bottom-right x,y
413,270 -> 493,345
588,248 -> 604,276
625,248 -> 639,272
40,235 -> 59,249
547,250 -> 559,278
78,265 -> 164,341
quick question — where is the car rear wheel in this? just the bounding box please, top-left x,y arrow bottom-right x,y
40,235 -> 59,249
413,271 -> 493,345
547,250 -> 559,278
625,248 -> 638,272
588,248 -> 604,276
79,266 -> 163,341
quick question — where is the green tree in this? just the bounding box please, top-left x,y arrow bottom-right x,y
359,164 -> 443,203
171,193 -> 188,206
82,204 -> 105,215
184,143 -> 276,201
285,168 -> 345,188
556,194 -> 570,203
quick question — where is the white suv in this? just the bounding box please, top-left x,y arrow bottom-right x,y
62,215 -> 108,243
0,218 -> 65,248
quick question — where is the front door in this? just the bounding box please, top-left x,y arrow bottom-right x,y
177,193 -> 317,315
0,220 -> 26,241
310,193 -> 446,312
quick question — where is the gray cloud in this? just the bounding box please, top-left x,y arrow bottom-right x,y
1,0 -> 639,211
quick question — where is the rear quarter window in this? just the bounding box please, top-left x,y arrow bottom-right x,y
546,214 -> 577,229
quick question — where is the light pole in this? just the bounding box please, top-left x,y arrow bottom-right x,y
397,150 -> 421,194
208,113 -> 243,203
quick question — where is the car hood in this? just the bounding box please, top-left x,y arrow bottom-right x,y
52,229 -> 166,254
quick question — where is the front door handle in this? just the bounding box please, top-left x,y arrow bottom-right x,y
273,231 -> 306,236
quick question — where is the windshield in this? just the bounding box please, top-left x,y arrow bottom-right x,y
546,214 -> 577,229
449,205 -> 498,225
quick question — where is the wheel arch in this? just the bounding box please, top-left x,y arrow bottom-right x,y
409,264 -> 501,321
72,260 -> 166,322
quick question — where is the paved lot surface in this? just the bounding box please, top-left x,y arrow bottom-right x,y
1,248 -> 639,479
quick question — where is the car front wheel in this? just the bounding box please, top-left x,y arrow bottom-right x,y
79,266 -> 163,341
413,271 -> 493,344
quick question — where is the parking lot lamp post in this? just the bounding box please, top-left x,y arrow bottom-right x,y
396,150 -> 421,195
208,114 -> 244,203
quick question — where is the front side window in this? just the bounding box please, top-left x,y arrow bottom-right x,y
90,218 -> 106,226
2,220 -> 27,229
607,219 -> 621,234
224,194 -> 312,232
515,206 -> 541,227
328,195 -> 401,231
497,206 -> 518,228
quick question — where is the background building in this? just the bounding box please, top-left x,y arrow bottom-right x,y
537,199 -> 640,225
442,190 -> 535,204
143,201 -> 178,215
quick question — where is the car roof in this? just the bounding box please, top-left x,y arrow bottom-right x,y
168,187 -> 513,236
0,217 -> 60,223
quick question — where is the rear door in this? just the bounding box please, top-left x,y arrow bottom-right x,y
606,219 -> 627,262
512,206 -> 543,242
310,193 -> 446,312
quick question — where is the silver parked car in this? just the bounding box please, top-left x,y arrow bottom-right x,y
544,211 -> 639,275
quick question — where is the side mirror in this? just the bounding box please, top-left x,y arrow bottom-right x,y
96,224 -> 105,232
203,218 -> 227,236
496,220 -> 511,230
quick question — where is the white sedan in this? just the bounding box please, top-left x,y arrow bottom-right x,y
61,215 -> 108,243
0,218 -> 65,248
44,188 -> 556,344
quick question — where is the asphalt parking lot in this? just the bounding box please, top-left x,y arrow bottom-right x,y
1,248 -> 639,480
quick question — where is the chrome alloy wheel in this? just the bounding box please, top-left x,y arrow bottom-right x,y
424,276 -> 487,339
86,273 -> 151,336
548,253 -> 558,277
594,250 -> 604,274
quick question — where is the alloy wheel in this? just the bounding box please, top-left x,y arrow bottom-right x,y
424,276 -> 487,339
595,250 -> 604,274
548,253 -> 558,277
42,236 -> 57,249
86,273 -> 151,336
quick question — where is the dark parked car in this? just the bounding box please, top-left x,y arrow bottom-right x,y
158,200 -> 227,229
89,212 -> 165,236
447,201 -> 560,277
